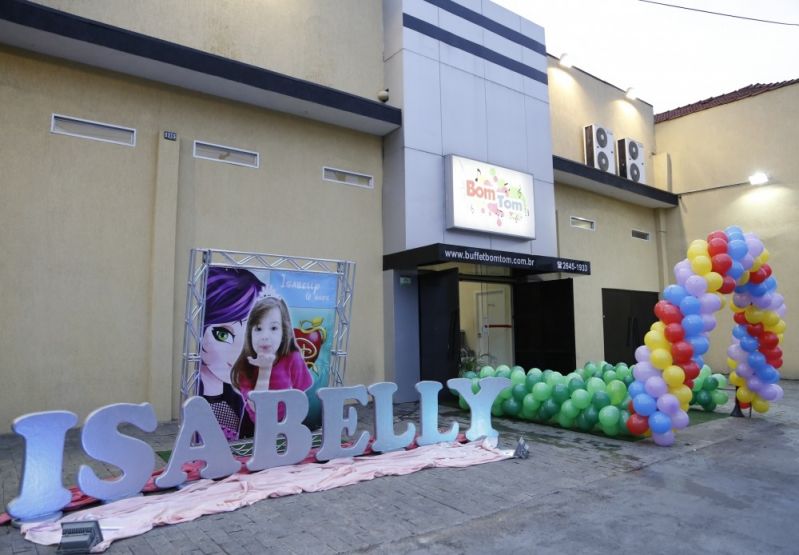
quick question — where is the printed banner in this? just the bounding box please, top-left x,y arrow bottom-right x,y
199,266 -> 338,440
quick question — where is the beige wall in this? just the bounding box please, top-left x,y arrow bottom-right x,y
34,0 -> 386,101
548,58 -> 657,187
0,46 -> 385,427
555,186 -> 663,366
656,84 -> 798,379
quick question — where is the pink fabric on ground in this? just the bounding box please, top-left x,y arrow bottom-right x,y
21,439 -> 511,552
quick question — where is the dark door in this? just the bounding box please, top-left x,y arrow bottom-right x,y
418,269 -> 460,385
512,279 -> 576,373
602,288 -> 659,364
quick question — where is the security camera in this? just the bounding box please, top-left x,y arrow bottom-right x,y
377,89 -> 389,103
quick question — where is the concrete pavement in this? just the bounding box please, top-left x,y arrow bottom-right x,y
2,381 -> 798,554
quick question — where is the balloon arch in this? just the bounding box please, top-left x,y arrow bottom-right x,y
628,226 -> 786,445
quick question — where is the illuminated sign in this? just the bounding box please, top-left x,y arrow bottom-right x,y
445,155 -> 535,239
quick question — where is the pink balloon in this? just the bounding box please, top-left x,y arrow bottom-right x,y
645,376 -> 668,398
653,430 -> 675,446
671,410 -> 690,429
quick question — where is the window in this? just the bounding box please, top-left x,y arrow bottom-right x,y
631,229 -> 651,240
570,216 -> 595,231
193,141 -> 259,168
323,167 -> 374,189
51,114 -> 136,146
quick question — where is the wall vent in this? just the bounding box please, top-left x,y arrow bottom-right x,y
193,141 -> 259,168
632,229 -> 651,240
323,167 -> 374,189
51,114 -> 136,146
570,216 -> 595,231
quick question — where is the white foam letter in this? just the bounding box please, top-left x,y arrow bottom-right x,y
368,382 -> 415,452
415,381 -> 459,445
247,389 -> 312,471
316,385 -> 370,461
447,377 -> 510,441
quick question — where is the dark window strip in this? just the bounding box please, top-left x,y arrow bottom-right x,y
423,0 -> 546,55
403,14 -> 547,86
0,0 -> 401,125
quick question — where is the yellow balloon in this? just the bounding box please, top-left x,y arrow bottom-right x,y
730,302 -> 745,313
687,240 -> 708,260
745,306 -> 765,324
680,401 -> 690,412
650,348 -> 673,370
737,272 -> 750,285
673,385 -> 693,405
662,365 -> 685,388
750,259 -> 762,272
767,319 -> 787,334
705,272 -> 723,292
752,397 -> 770,413
691,255 -> 712,275
726,357 -> 738,370
763,310 -> 780,327
645,330 -> 669,351
759,248 -> 770,263
736,387 -> 755,404
716,293 -> 727,309
651,321 -> 666,333
729,371 -> 744,387
778,333 -> 784,344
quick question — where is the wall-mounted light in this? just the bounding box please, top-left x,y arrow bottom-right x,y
559,53 -> 573,68
748,172 -> 769,186
625,87 -> 637,100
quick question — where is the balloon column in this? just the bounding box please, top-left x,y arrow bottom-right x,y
627,227 -> 786,446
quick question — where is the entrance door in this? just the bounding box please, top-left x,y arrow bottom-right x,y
602,288 -> 659,364
418,269 -> 460,385
475,287 -> 514,367
512,279 -> 576,373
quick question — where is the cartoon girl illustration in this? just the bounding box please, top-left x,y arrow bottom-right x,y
231,295 -> 313,437
200,267 -> 265,440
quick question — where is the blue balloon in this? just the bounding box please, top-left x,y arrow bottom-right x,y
728,261 -> 745,280
758,366 -> 780,384
748,351 -> 767,371
679,296 -> 701,315
732,324 -> 747,339
682,314 -> 704,336
664,284 -> 688,306
633,393 -> 657,417
763,277 -> 777,291
739,335 -> 759,352
693,355 -> 705,367
649,411 -> 672,434
689,336 -> 710,355
727,240 -> 748,260
748,283 -> 768,297
724,225 -> 743,236
628,380 -> 646,398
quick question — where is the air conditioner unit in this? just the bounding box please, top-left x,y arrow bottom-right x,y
583,124 -> 616,174
617,138 -> 646,183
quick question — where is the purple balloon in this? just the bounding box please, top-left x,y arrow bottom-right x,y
760,384 -> 784,402
777,305 -> 787,318
635,345 -> 651,363
753,294 -> 773,309
685,275 -> 707,297
634,362 -> 659,383
674,259 -> 691,280
746,376 -> 764,393
727,343 -> 745,361
671,410 -> 690,429
699,293 -> 722,313
653,430 -> 675,446
770,293 -> 785,310
741,254 -> 754,271
736,362 -> 753,378
746,235 -> 764,258
675,267 -> 693,287
702,314 -> 717,332
732,293 -> 751,309
645,376 -> 668,398
656,393 -> 680,416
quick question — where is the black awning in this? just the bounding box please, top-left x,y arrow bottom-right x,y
383,243 -> 590,275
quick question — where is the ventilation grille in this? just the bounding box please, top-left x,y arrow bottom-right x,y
193,141 -> 259,168
323,167 -> 374,189
632,229 -> 650,240
51,114 -> 136,146
570,216 -> 595,231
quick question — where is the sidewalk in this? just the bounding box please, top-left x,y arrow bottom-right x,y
2,381 -> 798,554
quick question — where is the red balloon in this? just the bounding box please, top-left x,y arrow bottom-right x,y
734,311 -> 748,325
762,346 -> 782,362
711,253 -> 733,275
671,341 -> 694,363
749,264 -> 772,284
707,236 -> 728,255
626,413 -> 649,435
654,300 -> 682,324
719,275 -> 736,294
772,358 -> 783,369
747,323 -> 764,337
760,332 -> 779,350
664,322 -> 685,343
628,400 -> 635,413
707,231 -> 728,244
684,378 -> 694,389
682,361 -> 700,380
740,402 -> 751,409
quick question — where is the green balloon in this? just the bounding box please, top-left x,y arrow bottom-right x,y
699,364 -> 712,378
552,384 -> 570,405
618,409 -> 630,431
557,411 -> 575,428
532,382 -> 552,401
623,375 -> 635,387
496,364 -> 511,374
491,400 -> 504,417
615,365 -> 631,381
526,367 -> 543,379
711,390 -> 729,405
525,372 -> 541,391
561,399 -> 579,419
587,377 -> 606,395
602,363 -> 614,374
592,391 -> 611,410
694,389 -> 711,406
571,389 -> 591,409
703,377 -> 719,391
576,411 -> 594,431
520,406 -> 537,420
692,378 -> 704,392
522,393 -> 541,414
542,369 -> 554,381
614,362 -> 629,373
459,396 -> 470,411
499,385 -> 513,400
471,377 -> 481,394
502,397 -> 520,416
512,365 -> 525,373
479,366 -> 495,378
510,368 -> 527,386
598,405 -> 620,427
495,367 -> 511,380
601,422 -> 620,436
540,398 -> 560,420
546,372 -> 565,386
606,380 -> 627,406
512,384 -> 528,403
703,400 -> 717,412
583,405 -> 599,428
567,377 -> 586,394
712,373 -> 728,389
463,371 -> 478,380
583,362 -> 598,377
